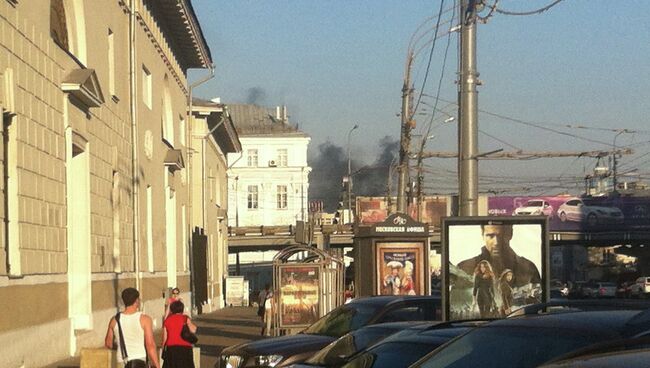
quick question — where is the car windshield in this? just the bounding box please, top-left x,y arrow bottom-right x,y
306,327 -> 398,365
302,303 -> 381,337
415,326 -> 608,368
343,342 -> 441,368
527,200 -> 544,207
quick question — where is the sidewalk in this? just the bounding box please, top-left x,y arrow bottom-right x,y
194,305 -> 264,368
44,306 -> 262,368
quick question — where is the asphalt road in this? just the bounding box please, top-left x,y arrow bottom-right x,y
194,306 -> 264,368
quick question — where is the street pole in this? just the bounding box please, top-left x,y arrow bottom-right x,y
612,129 -> 626,193
397,52 -> 414,213
347,124 -> 359,223
458,0 -> 479,216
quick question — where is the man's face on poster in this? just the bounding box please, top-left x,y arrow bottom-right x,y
482,224 -> 513,257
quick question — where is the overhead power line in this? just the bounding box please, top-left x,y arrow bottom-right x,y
494,0 -> 565,16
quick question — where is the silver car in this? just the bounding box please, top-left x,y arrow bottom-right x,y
557,198 -> 624,227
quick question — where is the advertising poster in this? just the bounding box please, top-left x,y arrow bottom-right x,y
358,196 -> 449,226
376,242 -> 425,296
488,195 -> 650,232
358,197 -> 389,224
278,265 -> 320,328
444,217 -> 547,320
225,276 -> 245,307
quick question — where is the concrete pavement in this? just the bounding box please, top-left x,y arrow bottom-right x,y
194,306 -> 264,368
44,306 -> 263,368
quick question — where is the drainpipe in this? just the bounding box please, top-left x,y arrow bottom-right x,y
128,0 -> 141,295
187,64 -> 214,315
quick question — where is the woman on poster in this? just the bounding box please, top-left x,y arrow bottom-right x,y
499,269 -> 514,316
472,260 -> 497,318
402,261 -> 416,295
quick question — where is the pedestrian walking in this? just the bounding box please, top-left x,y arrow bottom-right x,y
161,301 -> 197,368
258,284 -> 269,335
262,287 -> 274,336
104,287 -> 160,368
164,287 -> 182,319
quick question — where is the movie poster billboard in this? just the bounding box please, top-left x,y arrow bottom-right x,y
443,217 -> 548,320
358,196 -> 448,226
358,197 -> 389,224
376,242 -> 425,296
278,265 -> 320,328
488,196 -> 650,232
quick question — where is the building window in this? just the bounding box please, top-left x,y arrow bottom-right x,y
50,0 -> 69,51
247,149 -> 258,167
277,149 -> 288,167
277,185 -> 287,209
108,29 -> 115,97
3,113 -> 19,275
142,65 -> 152,109
161,75 -> 174,146
247,185 -> 258,209
50,0 -> 87,65
146,185 -> 153,272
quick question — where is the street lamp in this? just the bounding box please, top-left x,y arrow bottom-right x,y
347,124 -> 359,223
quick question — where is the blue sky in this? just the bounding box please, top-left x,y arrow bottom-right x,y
190,0 -> 650,195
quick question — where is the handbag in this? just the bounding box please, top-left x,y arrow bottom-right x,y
161,346 -> 168,361
181,315 -> 198,344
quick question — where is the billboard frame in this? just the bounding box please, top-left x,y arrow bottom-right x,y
441,216 -> 549,321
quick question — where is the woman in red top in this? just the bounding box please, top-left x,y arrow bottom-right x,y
164,287 -> 182,319
162,301 -> 197,368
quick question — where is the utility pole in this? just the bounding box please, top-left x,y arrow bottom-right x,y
458,0 -> 479,216
397,52 -> 414,213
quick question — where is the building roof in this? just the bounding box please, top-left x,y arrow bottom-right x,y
191,98 -> 242,154
144,0 -> 212,69
225,104 -> 310,138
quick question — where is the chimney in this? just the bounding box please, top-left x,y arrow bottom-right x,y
276,106 -> 281,120
282,105 -> 287,122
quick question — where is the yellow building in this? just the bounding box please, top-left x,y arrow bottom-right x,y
0,1 -> 219,366
190,98 -> 241,312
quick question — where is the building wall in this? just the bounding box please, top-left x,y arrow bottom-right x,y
227,136 -> 311,227
190,112 -> 230,310
0,1 -> 205,366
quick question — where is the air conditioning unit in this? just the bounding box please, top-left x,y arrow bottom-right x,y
268,160 -> 277,167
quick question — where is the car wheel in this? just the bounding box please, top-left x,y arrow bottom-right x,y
587,213 -> 598,227
559,212 -> 567,222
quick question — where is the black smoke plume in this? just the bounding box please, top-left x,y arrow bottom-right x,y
245,87 -> 267,105
309,136 -> 398,211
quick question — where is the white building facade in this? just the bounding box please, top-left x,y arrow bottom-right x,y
226,105 -> 311,227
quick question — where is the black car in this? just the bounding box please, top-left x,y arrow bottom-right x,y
538,336 -> 650,368
217,296 -> 441,368
340,320 -> 486,368
288,321 -> 431,368
410,304 -> 650,368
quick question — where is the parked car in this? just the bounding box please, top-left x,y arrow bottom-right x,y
592,282 -> 617,298
340,320 -> 487,368
513,199 -> 554,218
409,302 -> 650,368
539,337 -> 650,368
217,296 -> 441,368
287,321 -> 430,368
630,276 -> 650,298
557,198 -> 624,226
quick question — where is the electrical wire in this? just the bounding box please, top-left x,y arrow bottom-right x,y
412,0 -> 447,119
478,129 -> 523,151
495,0 -> 565,16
